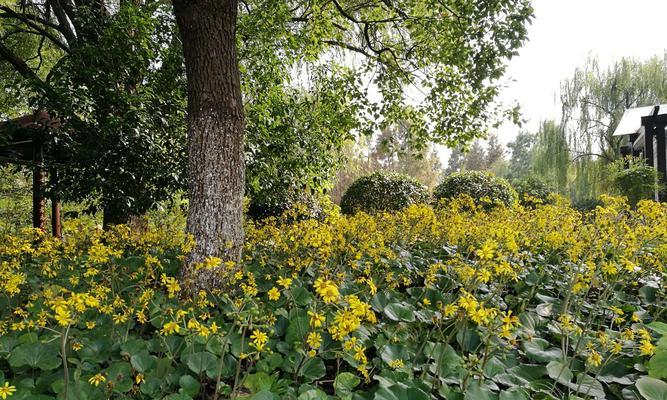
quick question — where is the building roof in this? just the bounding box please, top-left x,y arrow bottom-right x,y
613,104 -> 667,136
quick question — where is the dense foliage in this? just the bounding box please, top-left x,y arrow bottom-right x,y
512,175 -> 554,207
340,172 -> 429,215
0,197 -> 666,399
434,171 -> 517,208
608,157 -> 663,207
246,191 -> 332,222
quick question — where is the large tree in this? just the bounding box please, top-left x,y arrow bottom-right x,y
171,0 -> 533,287
561,54 -> 667,162
0,1 -> 188,226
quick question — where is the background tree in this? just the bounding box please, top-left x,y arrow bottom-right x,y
0,1 -> 188,226
508,55 -> 667,204
172,0 -> 534,285
531,119 -> 569,194
331,122 -> 443,203
561,54 -> 667,163
445,145 -> 466,175
506,131 -> 536,180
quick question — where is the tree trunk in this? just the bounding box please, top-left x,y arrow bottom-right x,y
172,0 -> 245,290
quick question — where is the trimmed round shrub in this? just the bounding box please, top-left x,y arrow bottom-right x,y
434,171 -> 517,208
340,172 -> 429,215
247,190 -> 331,221
513,175 -> 554,207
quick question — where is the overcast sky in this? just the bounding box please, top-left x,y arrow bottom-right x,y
490,0 -> 667,147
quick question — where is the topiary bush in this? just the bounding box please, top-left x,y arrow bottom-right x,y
512,175 -> 554,207
340,172 -> 429,215
434,171 -> 517,208
247,189 -> 331,221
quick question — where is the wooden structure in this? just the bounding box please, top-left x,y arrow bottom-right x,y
0,112 -> 63,237
614,104 -> 667,201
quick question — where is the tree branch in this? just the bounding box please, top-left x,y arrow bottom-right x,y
0,5 -> 71,52
0,39 -> 59,100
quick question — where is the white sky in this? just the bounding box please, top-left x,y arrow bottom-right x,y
483,0 -> 667,150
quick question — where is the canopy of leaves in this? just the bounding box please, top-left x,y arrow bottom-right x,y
0,0 -> 533,220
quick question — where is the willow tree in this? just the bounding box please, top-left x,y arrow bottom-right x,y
532,120 -> 569,194
171,0 -> 533,288
561,54 -> 667,162
559,55 -> 667,201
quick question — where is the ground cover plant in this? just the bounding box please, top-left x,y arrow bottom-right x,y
0,196 -> 665,399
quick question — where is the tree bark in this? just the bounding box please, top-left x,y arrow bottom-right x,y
172,0 -> 245,290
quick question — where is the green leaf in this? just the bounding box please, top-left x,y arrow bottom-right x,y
179,375 -> 201,397
9,342 -> 60,370
650,350 -> 667,379
244,372 -> 275,393
120,338 -> 148,357
105,362 -> 133,393
185,352 -> 218,376
251,390 -> 280,400
297,388 -> 330,400
379,344 -> 409,365
522,338 -> 563,363
334,372 -> 360,396
286,316 -> 309,344
300,357 -> 326,382
291,286 -> 314,306
77,337 -> 112,363
567,374 -> 605,400
463,380 -> 493,400
636,377 -> 667,400
130,350 -> 157,373
384,303 -> 415,322
649,322 -> 667,336
546,361 -> 573,385
499,388 -> 530,400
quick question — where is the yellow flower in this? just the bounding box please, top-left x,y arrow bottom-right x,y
88,373 -> 106,387
388,359 -> 404,369
276,277 -> 293,289
0,382 -> 16,399
250,329 -> 268,351
86,321 -> 96,329
422,298 -> 431,306
639,339 -> 655,356
135,373 -> 145,384
161,321 -> 180,335
587,350 -> 602,367
611,341 -> 623,355
72,342 -> 83,351
476,240 -> 497,260
307,332 -> 322,349
308,311 -> 326,328
314,278 -> 339,304
54,307 -> 73,327
353,345 -> 367,364
267,287 -> 281,301
442,303 -> 459,318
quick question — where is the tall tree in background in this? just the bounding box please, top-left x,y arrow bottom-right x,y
172,0 -> 533,287
506,131 -> 535,180
561,54 -> 667,163
484,133 -> 506,170
532,120 -> 569,193
445,146 -> 466,175
332,123 -> 443,203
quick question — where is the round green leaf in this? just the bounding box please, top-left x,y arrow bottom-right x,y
637,377 -> 667,400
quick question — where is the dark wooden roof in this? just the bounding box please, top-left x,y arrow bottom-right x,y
0,112 -> 62,163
